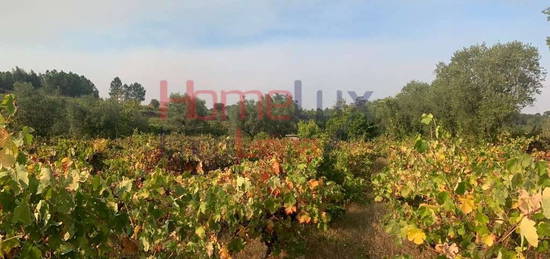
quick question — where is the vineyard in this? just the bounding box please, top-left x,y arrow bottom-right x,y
1,95 -> 550,259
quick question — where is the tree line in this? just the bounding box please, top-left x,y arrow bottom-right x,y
2,39 -> 550,144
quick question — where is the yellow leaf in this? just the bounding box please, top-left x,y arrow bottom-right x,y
519,217 -> 538,248
195,226 -> 206,238
458,195 -> 475,214
0,139 -> 17,168
542,188 -> 550,219
481,234 -> 495,247
406,227 -> 426,245
132,225 -> 142,239
92,139 -> 108,152
435,152 -> 445,162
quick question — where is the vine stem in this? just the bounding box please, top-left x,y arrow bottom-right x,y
1,235 -> 23,242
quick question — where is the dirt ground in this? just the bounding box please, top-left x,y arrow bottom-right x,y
236,202 -> 434,259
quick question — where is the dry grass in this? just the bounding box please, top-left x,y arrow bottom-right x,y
236,202 -> 434,259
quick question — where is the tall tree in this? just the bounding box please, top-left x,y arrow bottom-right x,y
125,82 -> 146,102
110,78 -> 146,103
432,42 -> 545,137
371,42 -> 545,139
109,77 -> 124,101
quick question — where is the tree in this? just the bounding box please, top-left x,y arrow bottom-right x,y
228,94 -> 298,137
125,82 -> 146,102
109,77 -> 124,101
149,99 -> 160,109
370,42 -> 545,139
41,70 -> 98,97
0,67 -> 45,93
384,81 -> 434,136
431,42 -> 545,137
325,105 -> 376,141
13,82 -> 68,136
297,120 -> 322,138
110,77 -> 146,103
545,8 -> 550,48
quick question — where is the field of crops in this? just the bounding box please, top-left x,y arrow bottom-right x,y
372,117 -> 550,259
2,95 -> 550,259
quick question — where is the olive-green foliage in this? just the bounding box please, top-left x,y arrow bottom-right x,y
146,93 -> 228,136
325,104 -> 377,141
13,83 -> 148,138
369,81 -> 432,136
372,42 -> 546,139
228,94 -> 298,137
297,120 -> 323,139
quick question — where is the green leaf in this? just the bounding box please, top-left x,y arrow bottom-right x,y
21,243 -> 41,259
21,127 -> 33,146
414,138 -> 428,153
436,191 -> 450,205
455,182 -> 468,195
537,222 -> 550,237
519,217 -> 538,247
228,238 -> 246,252
1,94 -> 16,116
420,113 -> 433,125
13,203 -> 32,225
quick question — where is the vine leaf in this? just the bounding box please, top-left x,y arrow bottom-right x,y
406,226 -> 426,245
458,195 -> 475,214
519,217 -> 538,248
542,188 -> 550,219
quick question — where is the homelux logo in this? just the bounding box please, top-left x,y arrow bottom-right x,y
159,80 -> 373,118
158,80 -> 373,156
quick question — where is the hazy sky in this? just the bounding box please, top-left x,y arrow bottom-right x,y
1,0 -> 549,112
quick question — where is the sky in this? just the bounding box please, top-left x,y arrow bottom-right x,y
0,0 -> 549,112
